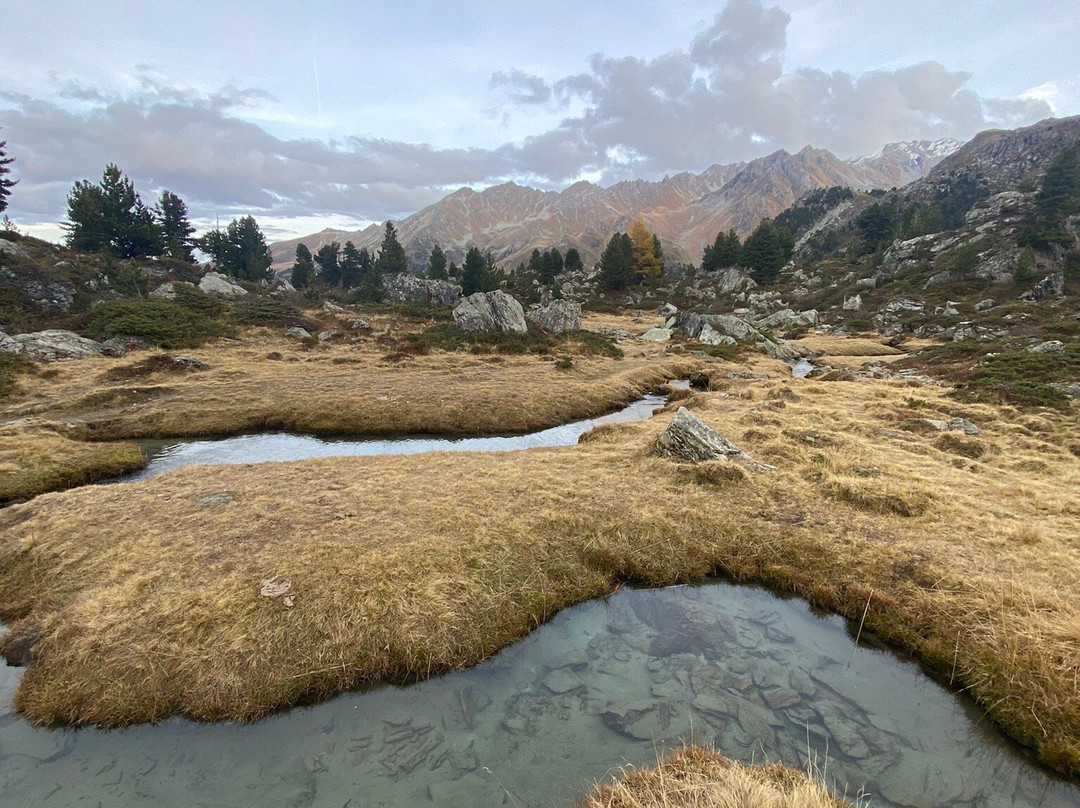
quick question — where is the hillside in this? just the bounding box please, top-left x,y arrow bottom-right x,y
270,140 -> 959,272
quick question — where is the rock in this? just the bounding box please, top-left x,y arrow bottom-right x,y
2,329 -> 104,361
452,290 -> 527,333
711,266 -> 757,295
260,577 -> 291,598
1019,272 -> 1065,301
658,303 -> 678,317
285,326 -> 312,339
762,687 -> 801,710
322,300 -> 347,314
100,336 -> 152,357
656,408 -> 755,464
882,298 -> 925,316
172,355 -> 208,370
316,330 -> 339,342
753,308 -> 819,333
974,298 -> 996,311
349,317 -> 371,330
901,417 -> 980,436
697,324 -> 737,347
543,667 -> 584,695
384,273 -> 462,305
842,294 -> 862,311
151,281 -> 195,299
528,299 -> 582,333
198,271 -> 247,298
601,701 -> 693,742
1029,340 -> 1065,354
0,622 -> 41,667
0,238 -> 29,258
639,327 -> 672,342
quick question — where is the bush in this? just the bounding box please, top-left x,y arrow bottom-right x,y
85,299 -> 230,348
231,297 -> 303,325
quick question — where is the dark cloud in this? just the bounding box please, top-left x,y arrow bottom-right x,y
0,0 -> 1056,233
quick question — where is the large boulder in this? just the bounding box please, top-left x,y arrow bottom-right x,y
698,323 -> 737,347
384,273 -> 462,306
151,281 -> 195,299
452,291 -> 528,333
639,327 -> 672,342
1,329 -> 104,361
655,408 -> 753,463
528,300 -> 582,333
198,271 -> 247,299
752,308 -> 819,333
1019,272 -> 1065,301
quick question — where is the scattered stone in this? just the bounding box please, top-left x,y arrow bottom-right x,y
543,667 -> 584,695
260,577 -> 292,598
639,326 -> 672,342
658,303 -> 678,317
842,294 -> 862,311
349,317 -> 371,330
285,326 -> 312,340
150,281 -> 196,299
528,299 -> 582,333
1028,340 -> 1065,354
974,298 -> 996,311
322,300 -> 347,314
452,290 -> 528,333
762,687 -> 801,710
0,329 -> 104,361
0,239 -> 29,258
697,323 -> 736,347
198,271 -> 248,299
688,371 -> 710,391
384,273 -> 462,305
316,330 -> 339,342
172,355 -> 208,371
753,308 -> 818,333
0,623 -> 41,667
901,417 -> 981,436
1019,272 -> 1065,301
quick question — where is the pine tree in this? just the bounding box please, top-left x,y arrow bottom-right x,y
291,244 -> 314,289
598,232 -> 632,291
156,190 -> 195,262
0,130 -> 17,215
65,164 -> 161,257
564,248 -> 584,272
703,230 -> 741,271
428,244 -> 448,280
652,234 -> 665,277
341,241 -> 362,288
374,221 -> 408,275
314,242 -> 342,288
355,246 -> 382,302
739,220 -> 791,284
223,216 -> 273,282
461,247 -> 487,295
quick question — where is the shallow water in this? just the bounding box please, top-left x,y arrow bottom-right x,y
2,581 -> 1076,808
791,357 -> 816,378
124,388 -> 678,481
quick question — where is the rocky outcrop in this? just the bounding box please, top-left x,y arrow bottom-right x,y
285,326 -> 312,339
751,308 -> 818,333
151,281 -> 195,299
1019,272 -> 1065,301
0,329 -> 104,361
198,272 -> 247,299
697,324 -> 737,347
383,273 -> 462,306
528,300 -> 582,333
639,327 -> 672,342
452,291 -> 527,333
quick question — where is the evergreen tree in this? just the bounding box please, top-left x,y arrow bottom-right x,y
156,190 -> 195,262
428,244 -> 448,280
538,248 -> 563,284
65,164 -> 161,257
564,248 -> 584,272
447,261 -> 459,279
340,241 -> 363,288
598,232 -> 633,291
224,216 -> 273,282
0,130 -> 17,215
739,220 -> 792,284
354,246 -> 382,301
1036,146 -> 1080,230
374,221 -> 408,275
460,246 -> 486,295
291,244 -> 314,289
856,202 -> 897,253
1014,245 -> 1036,285
652,234 -> 665,276
314,242 -> 342,287
702,230 -> 741,271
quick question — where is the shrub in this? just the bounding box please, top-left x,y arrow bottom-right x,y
231,297 -> 302,325
85,299 -> 230,348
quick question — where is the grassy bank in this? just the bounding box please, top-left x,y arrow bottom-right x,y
1,326 -> 693,442
0,369 -> 1077,777
580,746 -> 853,808
0,427 -> 146,504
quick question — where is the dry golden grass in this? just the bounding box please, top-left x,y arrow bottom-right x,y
581,747 -> 852,808
0,425 -> 145,504
0,326 -> 694,441
1,327 -> 1079,778
795,336 -> 905,357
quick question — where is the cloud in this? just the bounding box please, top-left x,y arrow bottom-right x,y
0,0 -> 1057,236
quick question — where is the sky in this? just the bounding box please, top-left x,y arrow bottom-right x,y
2,0 -> 1077,243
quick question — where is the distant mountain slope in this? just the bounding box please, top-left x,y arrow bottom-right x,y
271,139 -> 960,272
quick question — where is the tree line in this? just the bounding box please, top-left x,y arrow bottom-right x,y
699,219 -> 794,284
597,216 -> 665,291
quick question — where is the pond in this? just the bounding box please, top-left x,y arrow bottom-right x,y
1,581 -> 1076,807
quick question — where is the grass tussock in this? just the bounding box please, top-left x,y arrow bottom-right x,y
0,427 -> 145,504
580,746 -> 853,808
795,336 -> 905,357
0,326 -> 1078,777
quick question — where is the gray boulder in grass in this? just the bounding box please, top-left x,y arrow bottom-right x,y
656,407 -> 774,469
453,290 -> 528,333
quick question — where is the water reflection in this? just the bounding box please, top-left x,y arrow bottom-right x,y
2,582 -> 1076,807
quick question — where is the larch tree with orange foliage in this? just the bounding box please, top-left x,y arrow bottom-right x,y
629,216 -> 662,285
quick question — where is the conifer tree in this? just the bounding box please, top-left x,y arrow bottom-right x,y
598,232 -> 632,291
461,246 -> 486,295
428,244 -> 448,279
314,242 -> 342,287
341,241 -> 362,288
156,190 -> 195,262
0,129 -> 17,215
374,221 -> 408,274
629,217 -> 661,284
291,244 -> 314,289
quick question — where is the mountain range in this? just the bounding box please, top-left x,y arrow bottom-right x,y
270,139 -> 960,272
